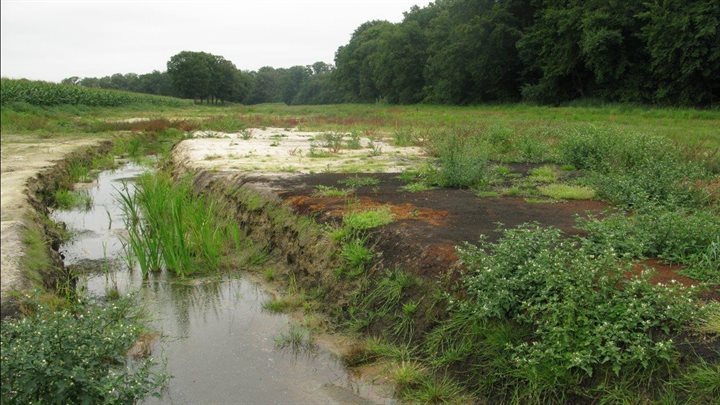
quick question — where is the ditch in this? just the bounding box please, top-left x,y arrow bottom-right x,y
52,162 -> 386,404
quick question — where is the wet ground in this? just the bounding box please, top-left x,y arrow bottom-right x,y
53,163 -> 387,405
271,173 -> 608,277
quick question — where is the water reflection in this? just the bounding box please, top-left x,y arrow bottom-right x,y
53,163 -> 375,405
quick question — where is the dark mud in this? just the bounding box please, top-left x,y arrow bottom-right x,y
270,173 -> 607,277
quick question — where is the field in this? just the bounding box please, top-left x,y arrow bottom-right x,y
1,97 -> 719,404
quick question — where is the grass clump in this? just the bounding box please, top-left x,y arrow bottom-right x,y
401,182 -> 433,193
0,295 -> 167,404
53,189 -> 92,210
118,171 -> 244,277
313,185 -> 351,197
341,237 -> 373,273
263,294 -> 304,313
538,184 -> 596,200
343,207 -> 394,232
339,175 -> 380,188
528,165 -> 558,183
426,129 -> 490,188
274,324 -> 316,353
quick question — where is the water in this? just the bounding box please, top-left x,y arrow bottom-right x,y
52,163 -> 385,405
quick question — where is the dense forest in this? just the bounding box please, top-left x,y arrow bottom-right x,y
63,0 -> 720,106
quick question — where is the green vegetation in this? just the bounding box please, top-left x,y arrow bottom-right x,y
313,185 -> 351,197
343,207 -> 394,232
1,78 -> 188,107
1,295 -> 166,404
118,172 -> 245,276
274,324 -> 315,353
538,184 -> 596,200
339,175 -> 380,188
53,189 -> 92,210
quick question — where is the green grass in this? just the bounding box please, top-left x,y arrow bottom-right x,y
53,189 -> 92,210
401,182 -> 433,192
339,175 -> 380,188
117,171 -> 242,276
538,184 -> 596,200
262,294 -> 304,313
343,207 -> 394,231
19,220 -> 53,287
340,237 -> 373,274
274,324 -> 315,353
313,185 -> 351,197
528,165 -> 559,183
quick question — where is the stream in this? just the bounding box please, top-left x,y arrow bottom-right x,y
52,162 -> 385,405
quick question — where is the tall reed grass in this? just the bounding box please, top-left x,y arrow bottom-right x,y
118,172 -> 241,276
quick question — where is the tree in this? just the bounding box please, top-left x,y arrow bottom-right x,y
166,51 -> 215,102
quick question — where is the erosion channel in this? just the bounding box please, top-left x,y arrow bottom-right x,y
52,162 -> 384,405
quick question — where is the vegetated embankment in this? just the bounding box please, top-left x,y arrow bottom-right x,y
169,127 -> 719,404
0,139 -> 112,316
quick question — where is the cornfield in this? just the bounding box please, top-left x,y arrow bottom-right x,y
0,78 -> 190,107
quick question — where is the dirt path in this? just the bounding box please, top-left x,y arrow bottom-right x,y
1,135 -> 101,309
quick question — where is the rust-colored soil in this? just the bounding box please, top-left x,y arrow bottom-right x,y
629,259 -> 697,287
272,173 -> 608,278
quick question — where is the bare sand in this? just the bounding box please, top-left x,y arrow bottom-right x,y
1,135 -> 101,307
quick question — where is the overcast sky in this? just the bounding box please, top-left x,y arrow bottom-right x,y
1,0 -> 430,82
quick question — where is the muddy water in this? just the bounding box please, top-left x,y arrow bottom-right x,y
52,163 -> 384,405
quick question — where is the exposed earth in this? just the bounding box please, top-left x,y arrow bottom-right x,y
0,136 -> 102,310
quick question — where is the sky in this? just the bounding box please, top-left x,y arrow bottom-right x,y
1,0 -> 431,82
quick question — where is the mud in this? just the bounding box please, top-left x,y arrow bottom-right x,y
273,173 -> 608,278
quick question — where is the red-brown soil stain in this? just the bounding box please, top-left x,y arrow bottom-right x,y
270,173 -> 609,278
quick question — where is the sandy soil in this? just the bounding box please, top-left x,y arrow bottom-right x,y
174,127 -> 427,175
0,135 -> 101,307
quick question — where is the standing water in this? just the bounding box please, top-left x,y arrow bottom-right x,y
52,163 -> 386,405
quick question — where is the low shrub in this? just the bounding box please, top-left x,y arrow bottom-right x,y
0,296 -> 166,403
430,224 -> 700,400
426,129 -> 490,188
578,207 -> 720,266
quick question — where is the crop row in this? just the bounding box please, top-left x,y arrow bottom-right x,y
0,78 -> 190,107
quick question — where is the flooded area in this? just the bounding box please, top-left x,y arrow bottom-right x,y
52,163 -> 385,405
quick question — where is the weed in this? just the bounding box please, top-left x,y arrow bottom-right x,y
342,208 -> 394,233
263,294 -> 304,313
427,129 -> 490,188
118,172 -> 241,276
452,224 -> 699,378
341,237 -> 373,274
0,295 -> 167,403
313,185 -> 351,197
402,375 -> 469,404
262,268 -> 275,282
345,132 -> 363,149
339,175 -> 380,188
401,182 -> 433,192
274,324 -> 316,353
67,160 -> 91,183
368,140 -> 383,156
53,189 -> 92,210
392,129 -> 419,147
538,184 -> 596,200
528,165 -> 558,183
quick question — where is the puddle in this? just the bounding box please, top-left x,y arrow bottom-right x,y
52,163 -> 389,405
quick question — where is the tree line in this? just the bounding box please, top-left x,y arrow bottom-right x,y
63,53 -> 341,105
64,0 -> 719,106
